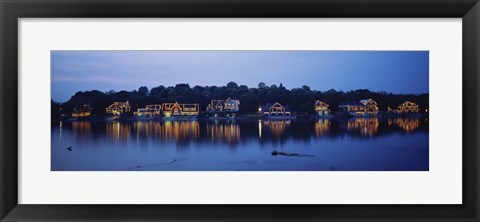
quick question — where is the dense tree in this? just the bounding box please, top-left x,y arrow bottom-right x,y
138,86 -> 149,96
53,82 -> 429,118
239,92 -> 260,113
226,81 -> 238,88
51,100 -> 62,119
150,85 -> 166,97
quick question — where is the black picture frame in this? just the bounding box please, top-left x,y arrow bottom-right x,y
1,0 -> 479,221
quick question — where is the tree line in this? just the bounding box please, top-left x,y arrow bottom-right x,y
51,82 -> 429,118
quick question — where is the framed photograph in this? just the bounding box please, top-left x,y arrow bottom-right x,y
1,0 -> 479,221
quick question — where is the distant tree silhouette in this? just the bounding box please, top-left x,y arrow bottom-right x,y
227,81 -> 238,88
53,83 -> 429,118
138,86 -> 149,96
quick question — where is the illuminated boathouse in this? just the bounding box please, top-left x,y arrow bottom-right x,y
162,102 -> 199,118
338,98 -> 379,116
206,97 -> 240,118
262,102 -> 291,117
72,104 -> 92,117
396,101 -> 420,113
106,101 -> 131,116
133,104 -> 162,118
314,100 -> 330,116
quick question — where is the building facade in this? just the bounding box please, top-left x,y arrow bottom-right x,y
262,102 -> 291,116
314,100 -> 330,116
359,99 -> 379,115
134,104 -> 162,118
206,97 -> 240,117
396,101 -> 420,113
72,104 -> 92,117
162,102 -> 199,117
339,98 -> 378,116
106,101 -> 130,116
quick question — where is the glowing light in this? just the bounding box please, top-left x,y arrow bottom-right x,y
162,102 -> 199,117
394,118 -> 421,132
315,119 -> 330,136
106,101 -> 130,116
258,120 -> 262,139
72,104 -> 92,117
264,120 -> 290,137
59,121 -> 62,140
347,118 -> 379,136
314,100 -> 330,116
396,101 -> 420,113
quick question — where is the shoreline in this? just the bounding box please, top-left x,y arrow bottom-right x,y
53,113 -> 427,123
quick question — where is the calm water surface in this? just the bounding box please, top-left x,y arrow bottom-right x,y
51,118 -> 429,171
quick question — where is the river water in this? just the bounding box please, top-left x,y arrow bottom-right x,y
51,118 -> 429,171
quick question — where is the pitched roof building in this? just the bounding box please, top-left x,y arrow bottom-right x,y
262,102 -> 291,116
396,101 -> 420,113
134,104 -> 162,117
338,98 -> 378,115
72,104 -> 92,117
206,97 -> 240,112
162,102 -> 199,117
106,101 -> 130,116
359,99 -> 379,114
314,100 -> 330,116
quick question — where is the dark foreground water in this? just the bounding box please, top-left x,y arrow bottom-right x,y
51,118 -> 429,171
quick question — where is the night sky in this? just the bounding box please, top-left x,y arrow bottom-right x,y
51,51 -> 429,102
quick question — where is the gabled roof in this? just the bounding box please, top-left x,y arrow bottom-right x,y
359,98 -> 377,105
163,102 -> 182,111
399,101 -> 418,107
263,102 -> 290,112
213,100 -> 224,107
315,100 -> 329,107
108,101 -> 129,107
171,102 -> 182,110
224,97 -> 240,104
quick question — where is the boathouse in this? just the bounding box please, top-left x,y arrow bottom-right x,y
162,102 -> 199,117
396,101 -> 420,113
106,101 -> 131,116
359,99 -> 379,115
314,100 -> 330,116
339,99 -> 378,116
206,97 -> 240,117
262,102 -> 291,116
134,104 -> 162,117
72,104 -> 92,117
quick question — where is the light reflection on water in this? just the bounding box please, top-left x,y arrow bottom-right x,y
315,119 -> 330,137
52,118 -> 429,171
206,121 -> 240,144
346,118 -> 379,136
263,120 -> 291,138
388,118 -> 422,132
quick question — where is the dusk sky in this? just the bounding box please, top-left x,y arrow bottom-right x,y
51,51 -> 429,102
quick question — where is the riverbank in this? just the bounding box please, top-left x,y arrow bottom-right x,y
53,112 -> 427,123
